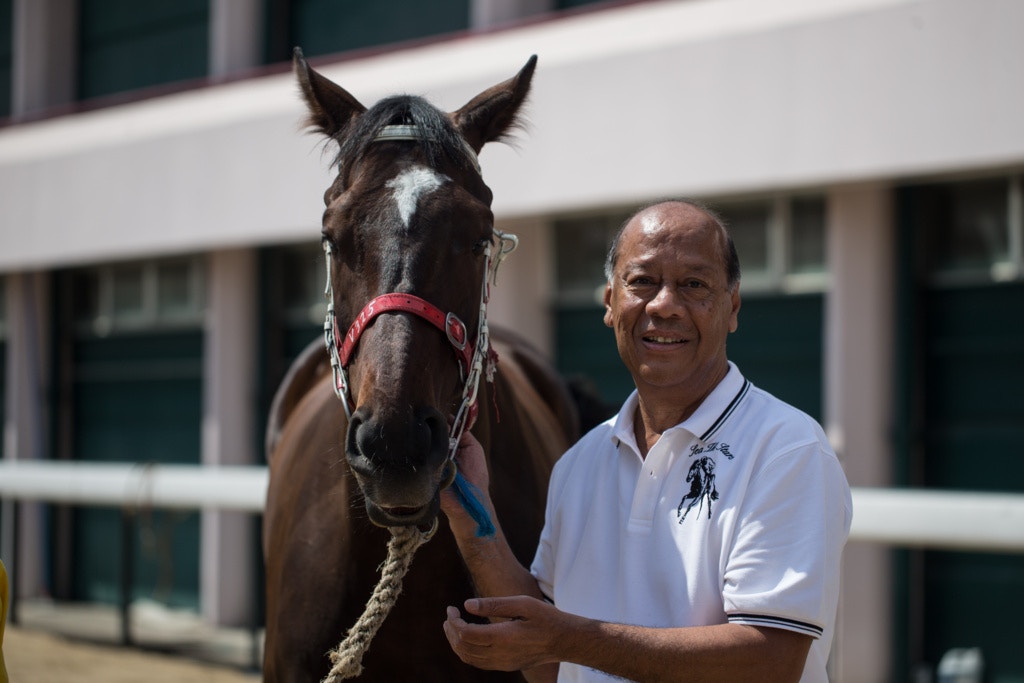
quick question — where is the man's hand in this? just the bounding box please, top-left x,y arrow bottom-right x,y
443,596 -> 568,674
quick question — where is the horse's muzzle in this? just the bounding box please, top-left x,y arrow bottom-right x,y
346,406 -> 451,528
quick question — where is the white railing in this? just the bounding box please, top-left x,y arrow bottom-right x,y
850,487 -> 1024,553
0,460 -> 267,512
1,460 -> 1024,552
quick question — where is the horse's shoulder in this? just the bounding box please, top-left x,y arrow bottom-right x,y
265,337 -> 332,460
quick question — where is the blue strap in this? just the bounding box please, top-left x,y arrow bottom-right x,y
452,471 -> 496,538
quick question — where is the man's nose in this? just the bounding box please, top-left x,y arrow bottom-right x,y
646,284 -> 685,317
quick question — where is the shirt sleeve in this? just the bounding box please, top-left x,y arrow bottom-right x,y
722,440 -> 852,638
530,457 -> 561,603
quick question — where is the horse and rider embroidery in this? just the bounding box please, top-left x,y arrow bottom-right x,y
677,442 -> 734,523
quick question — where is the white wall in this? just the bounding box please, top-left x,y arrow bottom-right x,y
2,0 -> 1022,272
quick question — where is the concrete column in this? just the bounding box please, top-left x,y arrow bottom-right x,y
209,0 -> 264,79
470,0 -> 553,30
201,249 -> 258,627
2,272 -> 51,600
12,0 -> 77,117
824,184 -> 895,683
489,216 -> 555,357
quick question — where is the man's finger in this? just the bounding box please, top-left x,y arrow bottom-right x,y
463,596 -> 534,620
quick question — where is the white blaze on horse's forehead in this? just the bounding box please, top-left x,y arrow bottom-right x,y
386,166 -> 449,229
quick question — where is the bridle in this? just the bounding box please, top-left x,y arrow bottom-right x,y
321,124 -> 518,467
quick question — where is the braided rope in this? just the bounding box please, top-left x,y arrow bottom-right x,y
321,525 -> 432,682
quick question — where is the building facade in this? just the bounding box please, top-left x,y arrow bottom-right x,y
1,0 -> 1022,680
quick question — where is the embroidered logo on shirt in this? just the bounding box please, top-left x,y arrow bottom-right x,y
677,442 -> 734,523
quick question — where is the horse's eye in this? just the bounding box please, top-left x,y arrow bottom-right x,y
471,238 -> 491,256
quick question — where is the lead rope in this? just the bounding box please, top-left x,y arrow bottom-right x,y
321,523 -> 435,682
318,230 -> 518,682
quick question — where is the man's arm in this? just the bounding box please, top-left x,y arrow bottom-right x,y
444,595 -> 811,683
440,432 -> 559,682
440,431 -> 545,600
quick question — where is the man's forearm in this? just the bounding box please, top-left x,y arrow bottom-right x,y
451,518 -> 545,603
555,620 -> 811,683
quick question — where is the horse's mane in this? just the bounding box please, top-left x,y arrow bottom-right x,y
333,95 -> 473,174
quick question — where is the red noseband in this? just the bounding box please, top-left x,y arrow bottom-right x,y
336,293 -> 475,379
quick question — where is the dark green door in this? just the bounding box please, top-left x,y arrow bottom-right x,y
70,331 -> 203,608
55,264 -> 205,610
896,181 -> 1024,681
917,282 -> 1024,682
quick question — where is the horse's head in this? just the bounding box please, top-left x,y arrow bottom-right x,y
294,49 -> 536,529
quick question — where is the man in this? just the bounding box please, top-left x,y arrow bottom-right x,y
441,200 -> 852,682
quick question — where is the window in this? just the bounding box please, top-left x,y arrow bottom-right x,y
156,259 -> 195,318
279,242 -> 328,327
111,263 -> 146,321
0,0 -> 12,117
790,196 -> 827,274
553,210 -> 633,306
280,0 -> 469,61
720,201 -> 771,282
556,0 -> 610,9
552,195 -> 829,303
715,195 -> 829,294
72,256 -> 205,336
925,175 -> 1023,285
77,0 -> 209,100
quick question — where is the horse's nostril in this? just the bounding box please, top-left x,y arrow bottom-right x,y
346,414 -> 364,457
418,408 -> 450,455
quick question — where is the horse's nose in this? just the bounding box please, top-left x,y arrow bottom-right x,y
346,405 -> 450,502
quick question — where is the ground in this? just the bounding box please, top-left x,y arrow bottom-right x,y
4,626 -> 261,683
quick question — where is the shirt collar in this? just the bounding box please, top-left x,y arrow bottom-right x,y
609,362 -> 748,453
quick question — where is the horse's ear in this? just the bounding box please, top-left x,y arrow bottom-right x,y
451,55 -> 537,153
293,47 -> 367,139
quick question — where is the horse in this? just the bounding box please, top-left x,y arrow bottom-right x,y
262,50 -> 581,682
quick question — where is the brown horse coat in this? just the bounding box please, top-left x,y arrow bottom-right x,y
262,53 -> 580,682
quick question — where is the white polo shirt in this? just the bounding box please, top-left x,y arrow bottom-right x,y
530,363 -> 852,683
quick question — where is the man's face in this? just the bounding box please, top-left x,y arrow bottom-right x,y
603,204 -> 740,399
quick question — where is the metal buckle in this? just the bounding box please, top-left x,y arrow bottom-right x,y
445,312 -> 467,351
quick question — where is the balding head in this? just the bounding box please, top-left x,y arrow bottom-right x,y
604,200 -> 740,290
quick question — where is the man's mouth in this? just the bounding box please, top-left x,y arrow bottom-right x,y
643,334 -> 685,345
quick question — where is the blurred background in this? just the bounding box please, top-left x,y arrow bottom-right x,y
0,0 -> 1022,681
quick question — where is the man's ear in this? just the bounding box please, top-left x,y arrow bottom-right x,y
728,287 -> 741,333
603,283 -> 614,328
